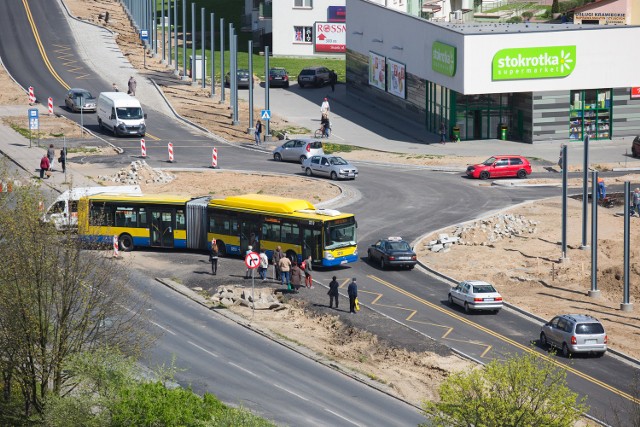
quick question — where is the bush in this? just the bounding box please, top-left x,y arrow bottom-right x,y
507,16 -> 523,23
521,11 -> 534,19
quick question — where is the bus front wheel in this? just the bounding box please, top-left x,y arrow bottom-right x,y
119,234 -> 134,252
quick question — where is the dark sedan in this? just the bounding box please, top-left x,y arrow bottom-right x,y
367,237 -> 417,270
269,67 -> 290,88
224,69 -> 253,88
64,88 -> 96,113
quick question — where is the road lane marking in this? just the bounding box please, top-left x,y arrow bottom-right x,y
367,274 -> 640,404
228,362 -> 258,377
146,133 -> 161,141
149,320 -> 176,335
187,340 -> 218,358
273,383 -> 309,401
324,408 -> 361,426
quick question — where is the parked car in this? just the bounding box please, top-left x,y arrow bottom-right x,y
367,237 -> 417,270
540,314 -> 607,357
448,280 -> 503,313
466,155 -> 532,179
224,69 -> 253,88
297,66 -> 331,88
64,88 -> 97,113
301,155 -> 358,180
632,135 -> 640,157
272,138 -> 324,163
269,67 -> 290,88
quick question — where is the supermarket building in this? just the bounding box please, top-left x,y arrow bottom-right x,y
346,0 -> 640,142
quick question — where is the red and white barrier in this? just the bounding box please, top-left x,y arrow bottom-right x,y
211,147 -> 217,168
168,143 -> 174,162
48,97 -> 53,115
113,235 -> 119,258
140,138 -> 146,158
28,86 -> 35,104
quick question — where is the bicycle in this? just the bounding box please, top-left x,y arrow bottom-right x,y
314,123 -> 331,139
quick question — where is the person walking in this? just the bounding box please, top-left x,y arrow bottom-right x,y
290,263 -> 303,292
303,255 -> 313,288
47,144 -> 56,171
39,154 -> 50,179
209,238 -> 219,275
58,148 -> 66,173
558,146 -> 564,170
439,121 -> 446,144
278,255 -> 292,290
633,188 -> 640,217
348,278 -> 358,314
259,250 -> 269,281
112,82 -> 119,92
272,246 -> 284,280
329,70 -> 337,92
328,276 -> 339,309
320,97 -> 330,120
245,245 -> 254,279
597,177 -> 606,200
128,76 -> 137,96
254,120 -> 262,146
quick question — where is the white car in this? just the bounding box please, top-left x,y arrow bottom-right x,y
448,280 -> 503,313
301,155 -> 358,180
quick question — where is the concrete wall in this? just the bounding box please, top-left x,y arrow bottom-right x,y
531,91 -> 571,142
612,88 -> 640,138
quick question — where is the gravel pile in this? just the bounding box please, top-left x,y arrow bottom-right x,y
98,160 -> 175,185
456,213 -> 538,246
210,285 -> 286,310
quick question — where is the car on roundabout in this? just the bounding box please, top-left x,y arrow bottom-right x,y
64,88 -> 97,113
448,280 -> 503,313
301,155 -> 358,180
272,138 -> 324,163
539,314 -> 607,357
367,237 -> 417,270
466,155 -> 532,180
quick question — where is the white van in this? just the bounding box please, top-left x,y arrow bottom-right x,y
97,92 -> 146,137
43,185 -> 142,231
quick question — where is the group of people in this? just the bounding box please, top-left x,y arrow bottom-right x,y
271,246 -> 313,292
112,76 -> 137,96
39,144 -> 67,179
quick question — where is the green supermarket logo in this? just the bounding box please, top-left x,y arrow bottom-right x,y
492,46 -> 576,80
432,42 -> 456,77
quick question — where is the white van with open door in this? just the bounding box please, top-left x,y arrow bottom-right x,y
97,92 -> 146,137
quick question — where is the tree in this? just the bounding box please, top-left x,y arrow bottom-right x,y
0,182 -> 153,420
421,352 -> 588,427
551,0 -> 560,13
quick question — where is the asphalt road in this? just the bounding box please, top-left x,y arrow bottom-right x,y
1,1 -> 639,425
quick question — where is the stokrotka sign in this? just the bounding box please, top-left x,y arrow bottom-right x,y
492,46 -> 576,81
432,41 -> 456,77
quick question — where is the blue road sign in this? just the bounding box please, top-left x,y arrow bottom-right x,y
28,108 -> 39,130
140,29 -> 149,42
261,109 -> 271,120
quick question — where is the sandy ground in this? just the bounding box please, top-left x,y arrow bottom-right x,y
0,1 -> 637,418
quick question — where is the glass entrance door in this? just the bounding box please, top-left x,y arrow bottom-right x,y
240,220 -> 261,253
150,210 -> 175,248
302,227 -> 322,263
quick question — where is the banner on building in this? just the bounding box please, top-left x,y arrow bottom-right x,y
369,51 -> 386,91
387,58 -> 406,99
314,22 -> 346,53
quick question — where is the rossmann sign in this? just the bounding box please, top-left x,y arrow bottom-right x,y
315,22 -> 346,53
492,46 -> 576,81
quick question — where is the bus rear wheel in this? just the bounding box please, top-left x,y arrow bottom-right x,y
119,234 -> 134,252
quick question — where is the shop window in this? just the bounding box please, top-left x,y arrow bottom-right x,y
569,89 -> 611,140
293,26 -> 313,43
293,0 -> 312,8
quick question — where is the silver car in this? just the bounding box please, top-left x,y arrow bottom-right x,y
540,314 -> 607,357
448,280 -> 503,313
301,155 -> 358,180
273,138 -> 324,163
64,88 -> 96,113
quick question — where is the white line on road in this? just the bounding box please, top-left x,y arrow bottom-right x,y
273,383 -> 309,401
228,362 -> 259,377
187,341 -> 218,358
324,408 -> 361,426
149,321 -> 176,335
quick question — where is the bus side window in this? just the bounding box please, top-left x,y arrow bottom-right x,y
263,222 -> 281,241
176,209 -> 186,230
138,207 -> 148,227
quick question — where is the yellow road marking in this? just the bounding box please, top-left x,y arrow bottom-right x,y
146,133 -> 160,141
367,274 -> 640,404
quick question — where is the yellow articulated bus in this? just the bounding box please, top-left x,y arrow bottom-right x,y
77,193 -> 358,267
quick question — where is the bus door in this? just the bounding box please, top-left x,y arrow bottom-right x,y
302,227 -> 322,262
150,209 -> 175,248
240,219 -> 260,253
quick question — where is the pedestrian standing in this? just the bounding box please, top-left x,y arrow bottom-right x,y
259,250 -> 269,281
112,83 -> 119,92
303,255 -> 313,288
320,97 -> 330,120
329,70 -> 337,92
597,178 -> 606,200
290,263 -> 303,292
58,148 -> 66,173
558,146 -> 564,170
278,255 -> 292,290
328,276 -> 339,309
633,188 -> 640,217
47,144 -> 56,171
254,120 -> 262,146
245,245 -> 254,279
39,154 -> 50,179
439,121 -> 446,144
210,238 -> 219,275
348,278 -> 358,314
272,246 -> 284,280
128,76 -> 137,96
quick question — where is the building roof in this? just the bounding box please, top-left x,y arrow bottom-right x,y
432,21 -> 631,34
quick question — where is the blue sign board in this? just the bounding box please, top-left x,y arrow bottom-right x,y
28,108 -> 39,130
140,29 -> 149,42
261,110 -> 271,121
327,6 -> 346,22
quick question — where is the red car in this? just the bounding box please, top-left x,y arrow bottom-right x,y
466,155 -> 532,180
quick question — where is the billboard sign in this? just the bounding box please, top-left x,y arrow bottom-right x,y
327,6 -> 346,22
315,22 -> 346,53
492,46 -> 576,81
631,87 -> 640,99
387,58 -> 406,99
432,42 -> 456,77
369,52 -> 386,91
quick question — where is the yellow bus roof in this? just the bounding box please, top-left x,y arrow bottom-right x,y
209,194 -> 353,220
83,194 -> 193,204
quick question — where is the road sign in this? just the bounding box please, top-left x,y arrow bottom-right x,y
28,108 -> 39,130
244,251 -> 260,269
140,29 -> 149,42
260,109 -> 271,120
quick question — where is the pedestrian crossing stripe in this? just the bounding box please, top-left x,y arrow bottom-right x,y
261,109 -> 271,120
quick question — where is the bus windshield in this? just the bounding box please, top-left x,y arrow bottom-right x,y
116,107 -> 143,120
326,219 -> 357,250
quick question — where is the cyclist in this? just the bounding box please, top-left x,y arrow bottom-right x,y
320,114 -> 331,138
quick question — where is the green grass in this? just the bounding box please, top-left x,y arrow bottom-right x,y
323,143 -> 364,154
